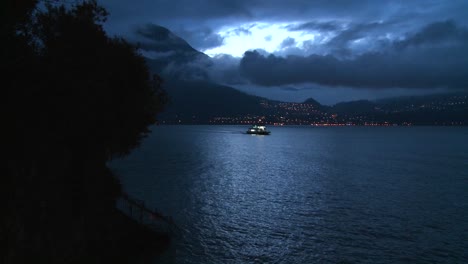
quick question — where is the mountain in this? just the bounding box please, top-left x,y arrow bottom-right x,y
139,25 -> 467,125
137,25 -> 198,54
326,93 -> 468,125
373,93 -> 468,125
138,25 -> 212,81
330,100 -> 376,114
302,98 -> 323,108
160,80 -> 269,123
139,25 -> 277,123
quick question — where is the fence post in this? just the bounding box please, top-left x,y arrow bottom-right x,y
140,208 -> 143,224
119,193 -> 176,233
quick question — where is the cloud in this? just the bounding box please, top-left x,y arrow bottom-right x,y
280,37 -> 296,49
173,27 -> 225,50
97,1 -> 468,102
132,24 -> 197,53
207,54 -> 246,84
132,24 -> 216,81
239,21 -> 468,90
101,0 -> 468,47
319,21 -> 399,57
395,20 -> 468,49
100,0 -> 468,61
280,86 -> 301,91
287,21 -> 342,32
229,26 -> 253,36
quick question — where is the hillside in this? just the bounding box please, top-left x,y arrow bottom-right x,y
139,25 -> 212,81
327,93 -> 468,125
140,25 -> 468,125
160,80 -> 270,123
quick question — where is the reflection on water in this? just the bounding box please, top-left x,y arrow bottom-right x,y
110,126 -> 468,263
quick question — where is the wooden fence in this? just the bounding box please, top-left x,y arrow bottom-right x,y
116,192 -> 179,234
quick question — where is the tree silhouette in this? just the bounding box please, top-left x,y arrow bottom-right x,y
2,1 -> 167,262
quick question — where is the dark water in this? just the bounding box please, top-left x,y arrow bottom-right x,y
110,126 -> 468,263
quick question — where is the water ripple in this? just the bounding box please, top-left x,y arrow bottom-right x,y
110,126 -> 468,264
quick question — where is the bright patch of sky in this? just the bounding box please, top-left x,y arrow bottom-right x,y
203,23 -> 317,57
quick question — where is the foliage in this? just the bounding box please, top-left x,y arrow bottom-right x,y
1,0 -> 167,261
32,1 -> 167,158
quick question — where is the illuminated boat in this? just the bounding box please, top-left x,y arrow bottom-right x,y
246,125 -> 271,135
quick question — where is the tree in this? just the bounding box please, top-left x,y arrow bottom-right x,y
33,1 -> 167,157
2,1 -> 167,262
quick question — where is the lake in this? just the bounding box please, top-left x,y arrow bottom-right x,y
109,125 -> 468,263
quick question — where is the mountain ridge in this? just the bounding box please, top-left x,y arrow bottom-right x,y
139,25 -> 468,125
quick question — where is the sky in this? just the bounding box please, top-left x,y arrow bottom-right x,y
99,0 -> 468,104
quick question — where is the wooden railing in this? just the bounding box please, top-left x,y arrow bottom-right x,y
116,192 -> 179,234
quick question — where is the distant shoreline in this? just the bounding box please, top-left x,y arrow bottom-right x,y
157,123 -> 467,127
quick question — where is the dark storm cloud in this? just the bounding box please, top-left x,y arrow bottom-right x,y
101,0 -> 468,27
173,27 -> 225,50
230,26 -> 252,36
240,21 -> 468,89
132,24 -> 224,52
396,20 -> 468,49
280,37 -> 296,49
280,86 -> 301,91
326,21 -> 390,47
100,0 -> 468,50
319,21 -> 399,57
99,0 -> 468,95
208,54 -> 245,84
133,24 -> 193,52
287,21 -> 342,32
101,0 -> 252,22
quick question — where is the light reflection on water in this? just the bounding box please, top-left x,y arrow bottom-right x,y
110,125 -> 468,263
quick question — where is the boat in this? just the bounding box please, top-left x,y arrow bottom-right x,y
246,125 -> 271,135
